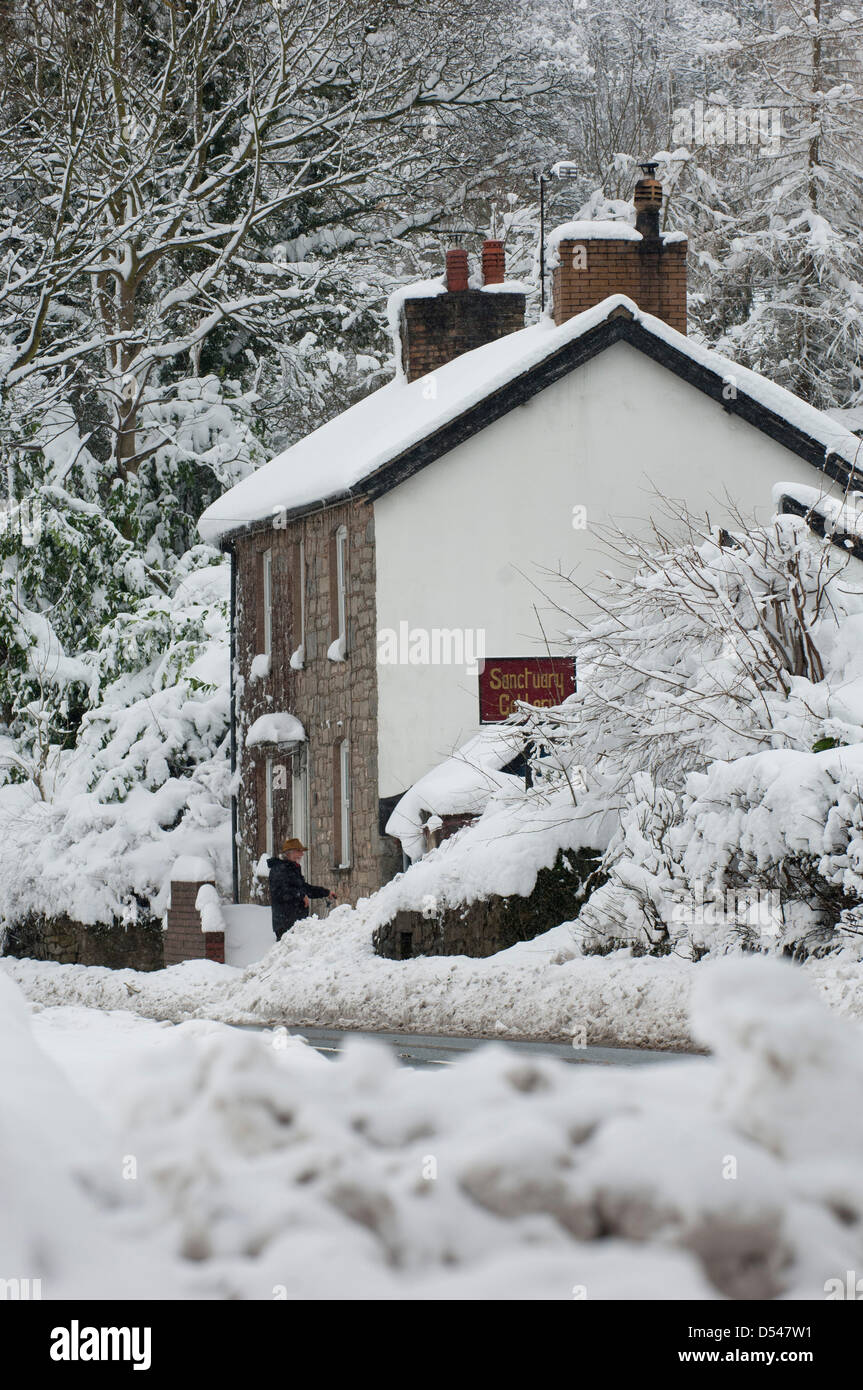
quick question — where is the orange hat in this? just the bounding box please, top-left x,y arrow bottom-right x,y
281,837 -> 307,853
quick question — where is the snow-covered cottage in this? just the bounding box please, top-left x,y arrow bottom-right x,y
198,170 -> 863,909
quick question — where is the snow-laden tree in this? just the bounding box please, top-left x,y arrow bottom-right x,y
672,0 -> 863,407
515,1 -> 863,410
0,0 -> 545,471
0,548 -> 233,931
507,503 -> 863,958
0,0 -> 555,931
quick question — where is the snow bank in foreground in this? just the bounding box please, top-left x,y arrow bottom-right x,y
6,957 -> 863,1299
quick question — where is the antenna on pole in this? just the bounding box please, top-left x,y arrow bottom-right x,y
537,160 -> 579,313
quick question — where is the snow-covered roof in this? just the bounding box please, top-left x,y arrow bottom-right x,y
774,481 -> 863,561
827,406 -> 863,438
385,726 -> 526,860
198,294 -> 863,546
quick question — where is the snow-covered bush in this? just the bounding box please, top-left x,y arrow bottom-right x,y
553,507 -> 863,958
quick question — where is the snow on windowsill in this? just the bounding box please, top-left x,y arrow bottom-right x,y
289,643 -> 305,670
327,635 -> 347,662
249,653 -> 270,681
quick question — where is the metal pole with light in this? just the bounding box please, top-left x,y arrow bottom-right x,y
538,160 -> 579,314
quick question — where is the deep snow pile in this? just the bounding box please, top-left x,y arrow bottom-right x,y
0,914 -> 697,1047
6,957 -> 863,1300
384,725 -> 526,862
0,555 -> 232,929
7,901 -> 863,1050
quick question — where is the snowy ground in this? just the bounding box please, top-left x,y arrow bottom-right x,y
6,902 -> 863,1050
6,956 -> 863,1300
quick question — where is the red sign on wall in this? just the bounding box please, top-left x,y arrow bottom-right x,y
479,657 -> 576,723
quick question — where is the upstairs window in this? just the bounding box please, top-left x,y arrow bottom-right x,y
290,539 -> 305,669
327,525 -> 348,661
260,547 -> 273,659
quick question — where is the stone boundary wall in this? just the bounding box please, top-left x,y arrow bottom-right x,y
1,912 -> 164,971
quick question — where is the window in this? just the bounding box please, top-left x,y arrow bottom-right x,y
264,755 -> 274,857
261,548 -> 273,658
328,525 -> 348,659
290,539 -> 305,668
333,738 -> 351,868
256,756 -> 275,859
292,745 -> 310,851
296,538 -> 305,648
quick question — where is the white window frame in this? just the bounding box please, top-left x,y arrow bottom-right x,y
262,548 -> 273,658
338,739 -> 351,869
335,525 -> 347,650
264,755 -> 274,857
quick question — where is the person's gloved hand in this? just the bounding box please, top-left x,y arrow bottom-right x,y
303,895 -> 310,908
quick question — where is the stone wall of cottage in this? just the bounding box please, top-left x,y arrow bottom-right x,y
234,498 -> 400,911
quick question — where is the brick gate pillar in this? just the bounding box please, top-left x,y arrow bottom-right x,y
163,859 -> 225,966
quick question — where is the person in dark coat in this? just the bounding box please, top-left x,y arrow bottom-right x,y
268,838 -> 335,941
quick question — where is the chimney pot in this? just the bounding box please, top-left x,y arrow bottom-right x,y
445,247 -> 469,293
634,171 -> 663,241
481,238 -> 506,286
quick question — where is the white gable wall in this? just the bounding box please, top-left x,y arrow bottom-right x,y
373,340 -> 841,798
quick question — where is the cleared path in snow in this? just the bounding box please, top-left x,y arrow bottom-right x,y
236,1023 -> 702,1067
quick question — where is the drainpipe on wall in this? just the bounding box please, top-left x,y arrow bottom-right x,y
229,544 -> 239,904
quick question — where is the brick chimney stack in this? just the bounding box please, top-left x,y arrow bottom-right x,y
551,164 -> 687,334
399,240 -> 525,383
